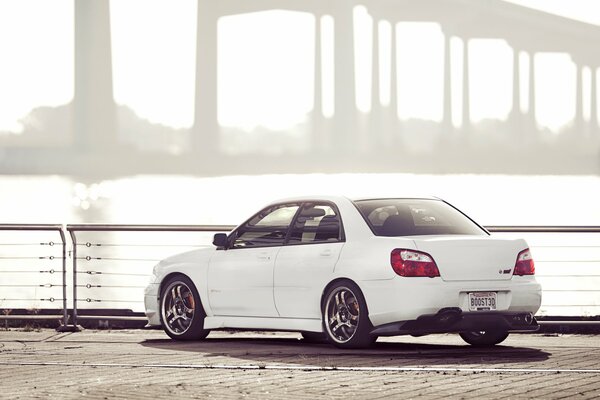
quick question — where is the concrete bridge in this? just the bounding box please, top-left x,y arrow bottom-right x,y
3,0 -> 600,175
209,0 -> 600,153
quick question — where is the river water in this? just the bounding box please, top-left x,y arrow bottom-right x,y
1,173 -> 600,225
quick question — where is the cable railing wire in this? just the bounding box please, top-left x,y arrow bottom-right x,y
66,224 -> 233,328
1,224 -> 600,329
0,224 -> 70,330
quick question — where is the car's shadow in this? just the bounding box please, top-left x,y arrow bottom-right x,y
141,334 -> 550,367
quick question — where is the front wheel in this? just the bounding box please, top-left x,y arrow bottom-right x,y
459,331 -> 509,346
323,281 -> 375,348
160,275 -> 209,341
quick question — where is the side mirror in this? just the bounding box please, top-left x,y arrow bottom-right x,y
213,233 -> 229,249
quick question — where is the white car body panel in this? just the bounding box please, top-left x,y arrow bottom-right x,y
333,237 -> 414,281
208,246 -> 280,317
144,247 -> 214,326
274,242 -> 344,319
412,236 -> 528,281
145,195 -> 542,336
361,275 -> 541,327
203,316 -> 322,332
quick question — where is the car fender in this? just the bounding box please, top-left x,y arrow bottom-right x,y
318,275 -> 377,327
155,247 -> 215,317
334,237 -> 417,280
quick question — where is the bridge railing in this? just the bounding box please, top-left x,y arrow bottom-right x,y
0,224 -> 69,329
487,226 -> 600,323
66,224 -> 234,328
0,224 -> 599,330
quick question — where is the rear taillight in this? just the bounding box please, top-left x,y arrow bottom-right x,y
514,248 -> 535,276
391,249 -> 440,278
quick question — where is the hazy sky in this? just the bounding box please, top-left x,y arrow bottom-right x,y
0,0 -> 599,134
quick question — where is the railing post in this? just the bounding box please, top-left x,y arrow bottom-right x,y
60,229 -> 68,328
0,224 -> 74,330
68,229 -> 80,329
56,227 -> 79,332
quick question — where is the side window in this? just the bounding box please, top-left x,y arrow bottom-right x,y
288,204 -> 341,244
232,204 -> 299,248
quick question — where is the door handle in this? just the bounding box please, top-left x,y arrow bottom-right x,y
257,252 -> 270,260
320,249 -> 332,257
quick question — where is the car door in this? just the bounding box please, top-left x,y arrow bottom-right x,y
207,203 -> 300,317
274,203 -> 345,319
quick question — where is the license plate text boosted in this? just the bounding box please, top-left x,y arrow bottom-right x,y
468,292 -> 497,311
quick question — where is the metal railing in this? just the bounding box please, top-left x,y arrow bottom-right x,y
66,224 -> 234,328
1,224 -> 599,330
0,224 -> 69,329
487,226 -> 600,325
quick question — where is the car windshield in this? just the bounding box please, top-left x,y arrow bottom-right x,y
353,199 -> 487,237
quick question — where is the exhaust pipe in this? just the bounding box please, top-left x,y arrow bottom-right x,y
510,313 -> 535,326
524,313 -> 534,324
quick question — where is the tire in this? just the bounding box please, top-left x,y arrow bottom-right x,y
160,275 -> 209,341
300,331 -> 328,343
322,281 -> 375,349
459,331 -> 509,346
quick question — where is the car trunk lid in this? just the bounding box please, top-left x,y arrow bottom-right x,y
411,235 -> 528,282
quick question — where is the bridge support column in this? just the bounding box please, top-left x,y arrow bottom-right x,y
371,18 -> 383,150
193,0 -> 219,156
527,51 -> 536,130
575,62 -> 584,136
511,47 -> 522,137
333,0 -> 357,153
389,21 -> 400,146
443,31 -> 453,134
591,67 -> 598,138
74,0 -> 117,151
461,37 -> 470,136
312,14 -> 325,152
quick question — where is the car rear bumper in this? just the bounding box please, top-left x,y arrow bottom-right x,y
360,276 -> 542,327
371,309 -> 539,336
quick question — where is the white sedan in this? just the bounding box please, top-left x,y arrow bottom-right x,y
145,196 -> 541,348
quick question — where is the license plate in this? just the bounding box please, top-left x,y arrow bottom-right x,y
468,292 -> 497,311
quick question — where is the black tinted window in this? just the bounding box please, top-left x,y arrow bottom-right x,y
354,199 -> 486,237
288,204 -> 341,244
233,204 -> 299,248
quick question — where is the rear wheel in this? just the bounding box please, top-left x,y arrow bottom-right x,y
459,331 -> 509,346
160,275 -> 209,340
323,281 -> 375,348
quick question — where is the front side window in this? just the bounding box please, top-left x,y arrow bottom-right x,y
232,204 -> 299,248
288,203 -> 341,244
354,199 -> 486,237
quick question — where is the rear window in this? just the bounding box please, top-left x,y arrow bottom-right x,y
353,199 -> 487,237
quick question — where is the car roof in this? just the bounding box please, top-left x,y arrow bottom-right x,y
350,196 -> 439,202
267,195 -> 439,205
265,195 -> 350,205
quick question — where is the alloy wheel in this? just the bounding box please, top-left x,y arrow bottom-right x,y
161,281 -> 196,335
324,286 -> 360,343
